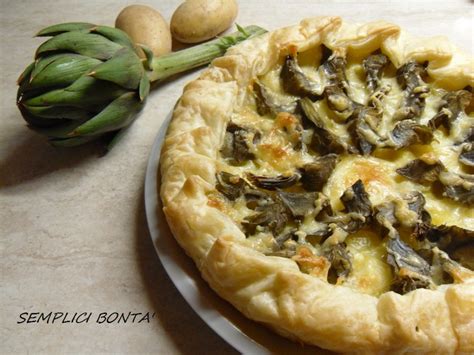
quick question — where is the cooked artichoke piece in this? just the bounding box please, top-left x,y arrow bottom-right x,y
324,85 -> 362,119
394,61 -> 430,120
386,236 -> 432,294
324,242 -> 352,283
363,53 -> 389,92
299,97 -> 349,154
335,180 -> 373,233
413,223 -> 474,271
321,54 -> 361,118
221,122 -> 260,164
374,202 -> 399,239
414,223 -> 474,252
278,191 -> 318,218
300,153 -> 339,191
305,224 -> 333,244
273,230 -> 298,249
389,120 -> 433,148
216,172 -> 246,200
243,188 -> 273,209
438,171 -> 474,205
396,158 -> 444,184
404,191 -> 432,224
253,81 -> 298,116
340,179 -> 373,218
429,90 -> 472,132
247,172 -> 300,190
348,107 -> 382,155
322,55 -> 349,90
459,142 -> 474,167
432,248 -> 474,283
280,55 -> 322,98
242,196 -> 288,236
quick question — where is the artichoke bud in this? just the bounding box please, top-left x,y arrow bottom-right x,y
17,22 -> 150,147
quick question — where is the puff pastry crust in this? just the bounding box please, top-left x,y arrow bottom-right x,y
160,17 -> 474,353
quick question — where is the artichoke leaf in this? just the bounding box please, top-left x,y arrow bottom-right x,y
459,143 -> 474,167
24,76 -> 128,109
139,75 -> 150,102
362,54 -> 389,92
138,44 -> 155,71
36,31 -> 122,60
396,158 -> 444,184
389,120 -> 433,148
253,81 -> 297,116
429,90 -> 471,133
280,55 -> 322,97
33,118 -> 89,138
242,196 -> 288,236
17,61 -> 35,86
72,92 -> 142,136
216,172 -> 246,200
341,180 -> 373,218
220,122 -> 260,164
300,97 -> 349,154
438,171 -> 474,205
387,236 -> 433,294
300,154 -> 338,192
248,173 -> 300,190
92,26 -> 136,52
22,104 -> 91,120
324,243 -> 352,282
36,22 -> 96,37
29,54 -> 102,90
278,191 -> 318,218
394,61 -> 430,120
89,48 -> 143,90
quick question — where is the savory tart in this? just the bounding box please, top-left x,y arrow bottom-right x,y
160,17 -> 474,353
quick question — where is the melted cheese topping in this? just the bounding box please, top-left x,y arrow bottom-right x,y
217,48 -> 473,296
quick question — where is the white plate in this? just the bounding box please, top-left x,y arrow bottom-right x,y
144,111 -> 329,354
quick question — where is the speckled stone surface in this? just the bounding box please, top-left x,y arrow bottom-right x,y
1,0 -> 472,353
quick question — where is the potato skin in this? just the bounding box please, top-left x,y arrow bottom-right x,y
115,5 -> 172,57
171,0 -> 238,44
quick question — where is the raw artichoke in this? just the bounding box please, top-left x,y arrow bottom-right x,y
17,23 -> 266,147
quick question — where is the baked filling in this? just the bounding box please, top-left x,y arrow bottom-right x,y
210,45 -> 473,297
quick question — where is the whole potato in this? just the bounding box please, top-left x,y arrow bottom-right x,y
115,5 -> 172,57
171,0 -> 238,44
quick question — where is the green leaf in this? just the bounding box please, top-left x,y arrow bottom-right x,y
33,119 -> 87,138
93,26 -> 136,52
22,104 -> 92,120
139,75 -> 150,102
138,44 -> 154,70
235,23 -> 249,37
29,54 -> 102,89
72,92 -> 142,136
17,62 -> 35,85
24,76 -> 128,109
36,22 -> 96,37
36,31 -> 122,60
89,48 -> 143,89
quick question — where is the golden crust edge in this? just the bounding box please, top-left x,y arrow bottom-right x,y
159,16 -> 474,353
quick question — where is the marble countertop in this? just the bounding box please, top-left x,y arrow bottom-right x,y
1,0 -> 472,353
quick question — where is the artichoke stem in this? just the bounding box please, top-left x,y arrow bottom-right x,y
148,25 -> 267,83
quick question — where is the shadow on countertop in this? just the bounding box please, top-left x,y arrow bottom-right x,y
134,189 -> 238,354
0,130 -> 101,189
